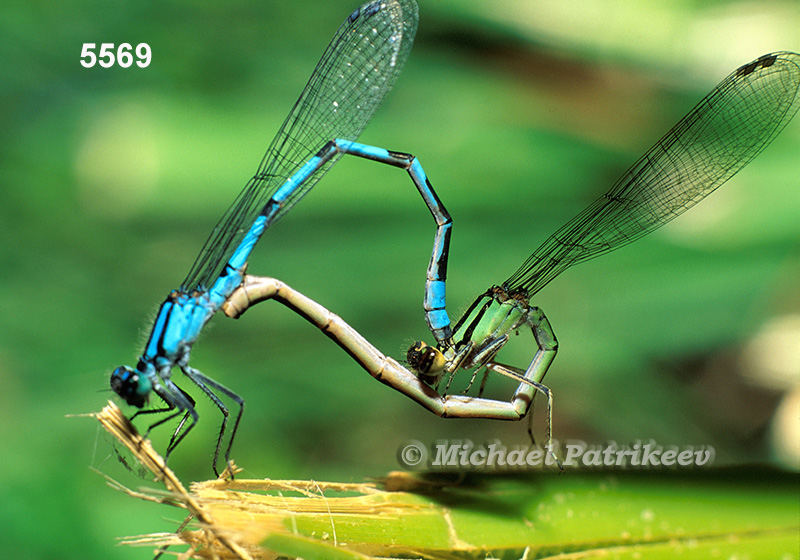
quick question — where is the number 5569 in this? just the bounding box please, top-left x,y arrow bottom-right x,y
80,43 -> 151,68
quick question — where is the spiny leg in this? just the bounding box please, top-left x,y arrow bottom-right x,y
471,306 -> 559,462
182,366 -> 245,477
477,368 -> 491,397
130,381 -> 200,466
460,366 -> 484,395
129,383 -> 194,447
485,361 -> 560,468
159,384 -> 200,463
439,343 -> 473,395
456,334 -> 510,395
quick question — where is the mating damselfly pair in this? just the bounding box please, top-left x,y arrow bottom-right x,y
109,0 -> 800,475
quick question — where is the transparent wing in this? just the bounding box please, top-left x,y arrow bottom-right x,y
504,52 -> 800,296
182,0 -> 418,291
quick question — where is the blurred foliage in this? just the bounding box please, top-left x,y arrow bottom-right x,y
0,1 -> 798,559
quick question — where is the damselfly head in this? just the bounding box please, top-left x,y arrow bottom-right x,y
406,341 -> 445,384
110,365 -> 152,408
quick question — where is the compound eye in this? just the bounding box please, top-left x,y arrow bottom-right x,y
110,366 -> 150,408
406,341 -> 425,368
406,341 -> 445,384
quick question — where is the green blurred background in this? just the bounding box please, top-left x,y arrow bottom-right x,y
1,0 -> 798,558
